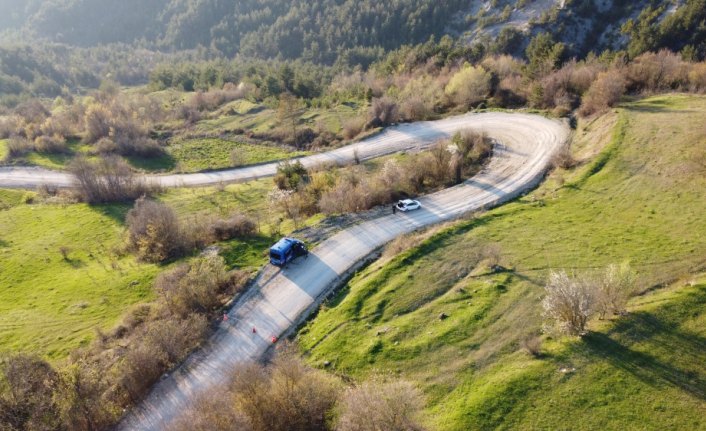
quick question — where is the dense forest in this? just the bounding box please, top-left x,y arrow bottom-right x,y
1,0 -> 467,63
0,0 -> 704,106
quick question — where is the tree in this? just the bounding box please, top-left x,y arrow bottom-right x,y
336,379 -> 425,431
542,270 -> 595,336
445,64 -> 491,108
595,262 -> 637,319
126,197 -> 182,262
277,92 -> 303,146
0,354 -> 62,430
578,69 -> 626,116
525,32 -> 565,78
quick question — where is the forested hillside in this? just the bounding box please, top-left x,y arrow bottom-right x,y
6,0 -> 467,63
3,0 -> 704,63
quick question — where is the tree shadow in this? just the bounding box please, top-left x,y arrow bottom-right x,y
90,203 -> 132,225
583,302 -> 706,401
0,239 -> 9,248
626,99 -> 693,114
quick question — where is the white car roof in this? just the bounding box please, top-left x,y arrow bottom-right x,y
399,199 -> 415,205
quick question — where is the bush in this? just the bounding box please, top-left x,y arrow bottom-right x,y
69,155 -> 155,203
155,255 -> 245,317
232,355 -> 341,431
336,379 -> 425,431
367,97 -> 399,128
579,69 -> 627,117
595,262 -> 637,319
550,145 -> 578,170
626,50 -> 688,92
274,160 -> 309,191
34,134 -> 69,154
126,197 -> 183,262
542,270 -> 595,336
211,213 -> 257,241
445,64 -> 492,108
5,136 -> 32,159
0,354 -> 62,431
342,117 -> 365,140
521,335 -> 543,358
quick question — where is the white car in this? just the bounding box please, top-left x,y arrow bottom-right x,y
395,199 -> 421,212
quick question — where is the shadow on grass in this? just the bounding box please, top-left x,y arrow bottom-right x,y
625,98 -> 693,114
90,203 -> 132,225
126,152 -> 177,172
219,235 -> 274,269
0,239 -> 9,248
583,287 -> 706,401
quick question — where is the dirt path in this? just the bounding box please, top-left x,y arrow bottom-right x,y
113,112 -> 568,430
0,112 -> 523,189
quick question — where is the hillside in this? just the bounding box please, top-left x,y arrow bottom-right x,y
1,0 -> 703,62
298,94 -> 706,430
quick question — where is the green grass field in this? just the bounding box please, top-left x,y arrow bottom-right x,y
0,201 -> 159,359
166,138 -> 308,173
0,174 -> 328,358
297,94 -> 706,430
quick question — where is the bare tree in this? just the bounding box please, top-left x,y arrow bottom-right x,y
595,262 -> 637,319
336,379 -> 426,431
0,354 -> 62,431
542,270 -> 595,336
126,197 -> 183,262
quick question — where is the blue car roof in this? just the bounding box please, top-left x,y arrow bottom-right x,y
270,237 -> 301,253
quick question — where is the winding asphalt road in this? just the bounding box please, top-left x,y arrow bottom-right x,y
1,112 -> 568,430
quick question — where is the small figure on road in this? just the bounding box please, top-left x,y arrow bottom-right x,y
222,313 -> 228,322
252,326 -> 257,334
271,335 -> 278,343
392,204 -> 397,214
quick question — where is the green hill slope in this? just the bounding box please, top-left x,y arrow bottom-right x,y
297,94 -> 706,430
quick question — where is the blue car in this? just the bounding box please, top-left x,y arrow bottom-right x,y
269,237 -> 308,266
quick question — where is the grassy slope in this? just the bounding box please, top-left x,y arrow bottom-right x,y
0,175 -> 329,358
166,138 -> 308,173
298,94 -> 706,430
0,202 -> 158,359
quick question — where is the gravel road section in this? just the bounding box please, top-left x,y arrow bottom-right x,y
92,112 -> 567,430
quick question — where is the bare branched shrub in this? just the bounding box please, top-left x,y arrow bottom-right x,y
687,62 -> 706,93
230,147 -> 245,166
579,69 -> 627,117
211,213 -> 257,241
452,130 -> 491,181
550,145 -> 577,170
342,117 -> 365,139
83,104 -> 112,144
34,134 -> 69,154
69,155 -> 155,203
5,136 -> 33,159
172,387 -> 250,431
429,140 -> 453,185
521,335 -> 543,358
595,262 -> 637,319
189,83 -> 250,112
368,97 -> 399,128
59,246 -> 71,261
155,255 -> 245,317
627,50 -> 689,92
0,354 -> 62,431
336,379 -> 425,431
542,270 -> 595,336
126,197 -> 183,262
55,359 -> 118,431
